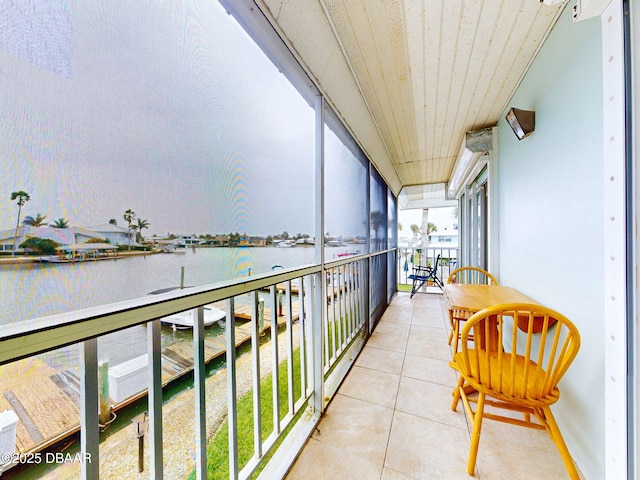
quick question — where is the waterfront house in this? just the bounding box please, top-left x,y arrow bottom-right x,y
177,234 -> 203,246
0,226 -> 106,253
209,235 -> 230,247
86,224 -> 136,248
0,2 -> 636,480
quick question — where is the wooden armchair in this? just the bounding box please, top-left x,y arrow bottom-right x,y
446,267 -> 498,353
450,303 -> 581,478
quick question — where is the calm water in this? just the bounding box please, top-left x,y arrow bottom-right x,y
0,246 -> 358,368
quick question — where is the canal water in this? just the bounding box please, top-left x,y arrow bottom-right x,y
0,246 -> 356,367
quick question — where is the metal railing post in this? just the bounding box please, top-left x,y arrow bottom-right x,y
193,307 -> 207,479
147,319 -> 163,479
80,338 -> 99,480
226,298 -> 239,479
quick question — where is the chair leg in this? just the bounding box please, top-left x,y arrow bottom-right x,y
447,310 -> 455,345
543,406 -> 580,480
452,319 -> 460,354
467,392 -> 486,476
451,375 -> 464,411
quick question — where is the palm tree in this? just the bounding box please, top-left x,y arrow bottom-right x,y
23,213 -> 48,227
10,191 -> 30,256
123,209 -> 136,250
370,210 -> 385,249
108,218 -> 117,225
410,224 -> 421,238
51,218 -> 70,228
136,218 -> 150,243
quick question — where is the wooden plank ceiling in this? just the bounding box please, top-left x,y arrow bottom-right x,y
258,0 -> 566,195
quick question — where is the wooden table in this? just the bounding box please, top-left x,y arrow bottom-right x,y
442,284 -> 538,317
442,284 -> 541,350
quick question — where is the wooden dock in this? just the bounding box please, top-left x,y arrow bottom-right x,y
0,304 -> 300,455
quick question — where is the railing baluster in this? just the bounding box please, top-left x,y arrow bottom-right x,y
147,319 -> 163,479
285,280 -> 295,415
331,267 -> 337,362
350,263 -> 355,334
193,307 -> 207,479
270,286 -> 281,434
299,276 -> 308,397
80,338 -> 99,480
323,269 -> 330,372
226,298 -> 238,480
312,272 -> 324,413
337,265 -> 343,353
251,291 -> 262,459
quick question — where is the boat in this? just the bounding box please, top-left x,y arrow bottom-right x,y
275,240 -> 295,248
161,304 -> 225,329
161,244 -> 187,253
148,286 -> 225,329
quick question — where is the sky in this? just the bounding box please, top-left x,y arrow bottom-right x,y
0,0 -> 352,238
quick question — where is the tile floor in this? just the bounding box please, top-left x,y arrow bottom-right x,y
285,292 -> 574,480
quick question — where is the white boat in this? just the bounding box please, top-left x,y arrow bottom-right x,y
173,244 -> 187,253
148,286 -> 225,329
161,304 -> 226,329
275,240 -> 295,248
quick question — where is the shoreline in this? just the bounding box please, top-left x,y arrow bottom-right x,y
0,250 -> 157,265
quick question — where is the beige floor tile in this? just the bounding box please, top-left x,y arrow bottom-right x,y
401,353 -> 457,387
406,337 -> 452,361
381,305 -> 413,324
374,321 -> 411,338
385,410 -> 472,480
409,324 -> 448,343
367,330 -> 409,353
339,365 -> 400,408
390,293 -> 414,306
381,466 -> 414,479
473,415 -> 570,479
395,376 -> 468,430
286,439 -> 382,480
356,346 -> 405,375
311,394 -> 394,467
411,312 -> 448,329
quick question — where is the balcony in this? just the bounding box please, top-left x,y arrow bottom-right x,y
285,291 -> 571,480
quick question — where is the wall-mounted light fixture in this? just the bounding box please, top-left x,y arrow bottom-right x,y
505,108 -> 535,140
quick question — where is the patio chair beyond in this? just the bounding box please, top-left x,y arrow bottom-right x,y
408,254 -> 443,298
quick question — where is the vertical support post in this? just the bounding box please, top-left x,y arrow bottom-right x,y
80,339 -> 99,480
366,163 -> 372,332
193,307 -> 207,479
226,297 -> 239,479
98,360 -> 110,426
601,2 -> 629,478
312,95 -> 325,413
147,320 -> 163,479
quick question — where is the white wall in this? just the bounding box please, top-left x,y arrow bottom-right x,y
496,5 -> 604,478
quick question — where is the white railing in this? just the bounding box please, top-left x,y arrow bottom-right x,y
0,253 -> 376,480
397,246 -> 459,290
